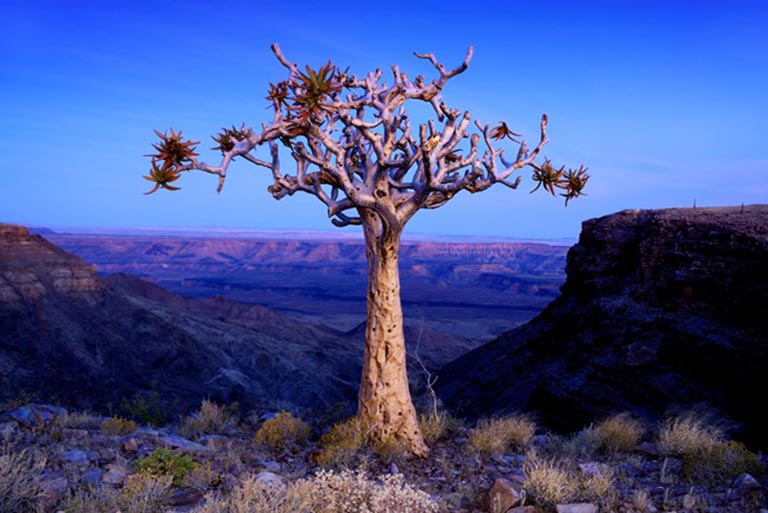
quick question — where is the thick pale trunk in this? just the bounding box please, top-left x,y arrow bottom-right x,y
357,212 -> 428,457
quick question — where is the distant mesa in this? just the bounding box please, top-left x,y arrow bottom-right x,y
437,205 -> 768,449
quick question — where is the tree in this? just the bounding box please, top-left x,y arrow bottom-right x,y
144,44 -> 588,456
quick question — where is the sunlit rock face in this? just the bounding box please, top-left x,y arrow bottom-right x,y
438,206 -> 768,449
0,224 -> 102,302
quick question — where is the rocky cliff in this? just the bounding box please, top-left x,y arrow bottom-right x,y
0,224 -> 470,415
437,206 -> 768,448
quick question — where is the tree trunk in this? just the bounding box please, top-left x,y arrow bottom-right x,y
357,210 -> 428,457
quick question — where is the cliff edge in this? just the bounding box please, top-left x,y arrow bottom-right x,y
437,206 -> 768,447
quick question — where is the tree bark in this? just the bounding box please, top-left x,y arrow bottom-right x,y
357,209 -> 428,457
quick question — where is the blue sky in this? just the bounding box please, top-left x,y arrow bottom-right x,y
1,1 -> 766,239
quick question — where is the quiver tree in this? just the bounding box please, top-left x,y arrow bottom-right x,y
144,44 -> 588,456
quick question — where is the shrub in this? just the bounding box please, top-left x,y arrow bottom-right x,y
0,449 -> 44,513
118,474 -> 172,513
681,440 -> 766,487
658,414 -> 722,455
122,392 -> 170,427
101,416 -> 138,436
595,412 -> 645,453
313,417 -> 367,468
191,469 -> 439,513
306,469 -> 439,513
254,411 -> 310,451
179,400 -> 235,438
132,448 -> 196,486
192,476 -> 308,513
467,414 -> 536,455
523,455 -> 616,509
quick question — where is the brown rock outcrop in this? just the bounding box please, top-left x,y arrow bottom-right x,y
0,224 -> 101,302
437,206 -> 768,449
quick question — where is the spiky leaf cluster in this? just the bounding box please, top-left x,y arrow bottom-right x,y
143,129 -> 199,194
531,159 -> 590,205
211,123 -> 250,153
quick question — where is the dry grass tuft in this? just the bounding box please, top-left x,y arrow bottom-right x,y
657,414 -> 722,455
467,414 -> 536,455
595,412 -> 645,453
523,456 -> 579,509
179,400 -> 236,438
418,411 -> 463,444
0,449 -> 44,513
117,473 -> 172,513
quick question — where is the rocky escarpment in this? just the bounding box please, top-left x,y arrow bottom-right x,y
0,224 -> 469,415
0,224 -> 101,302
437,206 -> 768,448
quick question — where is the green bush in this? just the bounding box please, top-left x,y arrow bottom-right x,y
122,392 -> 170,427
132,448 -> 196,486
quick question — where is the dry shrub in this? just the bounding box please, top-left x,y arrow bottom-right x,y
681,440 -> 766,487
179,400 -> 235,438
52,410 -> 101,430
101,416 -> 138,436
0,449 -> 44,513
658,414 -> 722,455
306,469 -> 439,513
524,455 -> 616,509
192,469 -> 438,513
595,412 -> 645,453
313,417 -> 367,468
117,474 -> 172,513
60,488 -> 119,513
418,412 -> 462,444
254,411 -> 310,451
467,414 -> 536,455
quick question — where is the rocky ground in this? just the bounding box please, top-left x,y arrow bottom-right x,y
1,403 -> 766,513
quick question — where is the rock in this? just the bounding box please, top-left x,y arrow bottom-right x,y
732,473 -> 762,490
555,504 -> 598,513
253,471 -> 284,486
578,462 -> 611,476
439,206 -> 768,450
169,488 -> 205,507
508,507 -> 538,513
200,434 -> 233,450
61,450 -> 89,464
390,462 -> 399,474
102,463 -> 131,486
482,477 -> 523,512
160,434 -> 208,453
6,404 -> 67,427
0,422 -> 15,439
64,427 -> 91,439
262,460 -> 281,473
81,468 -> 103,488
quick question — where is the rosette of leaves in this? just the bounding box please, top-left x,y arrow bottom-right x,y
285,61 -> 345,129
211,123 -> 250,153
